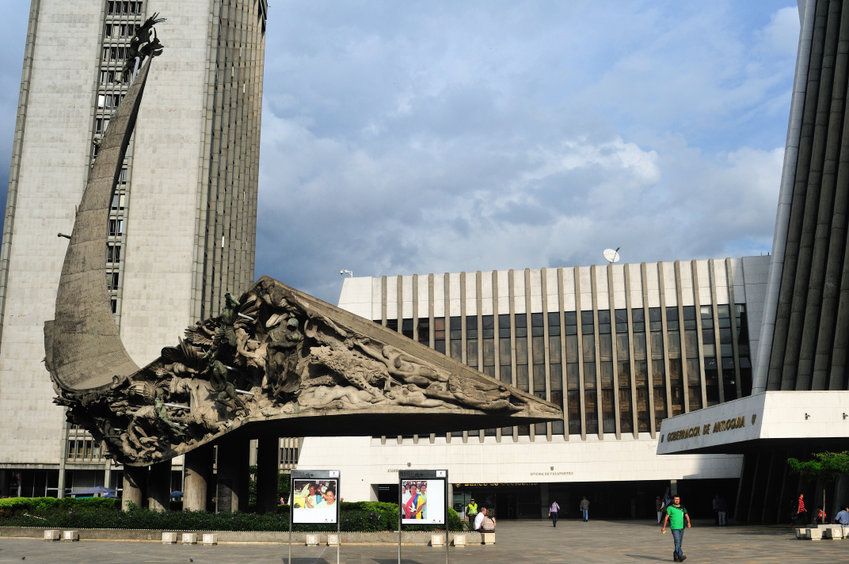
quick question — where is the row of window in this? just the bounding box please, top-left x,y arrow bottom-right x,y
101,45 -> 132,64
381,304 -> 752,438
107,1 -> 144,15
104,23 -> 140,38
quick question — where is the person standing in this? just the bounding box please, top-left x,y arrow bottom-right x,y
716,495 -> 728,526
465,498 -> 478,523
656,496 -> 664,524
579,496 -> 590,522
834,504 -> 849,525
661,495 -> 692,562
549,500 -> 561,527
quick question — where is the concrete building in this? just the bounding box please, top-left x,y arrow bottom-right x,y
298,257 -> 769,518
0,0 -> 268,498
658,0 -> 849,524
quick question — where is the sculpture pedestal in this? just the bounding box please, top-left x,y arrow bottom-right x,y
121,466 -> 146,512
255,436 -> 280,513
216,439 -> 249,512
184,445 -> 213,512
147,460 -> 171,512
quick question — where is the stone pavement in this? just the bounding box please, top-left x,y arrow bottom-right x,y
1,520 -> 846,563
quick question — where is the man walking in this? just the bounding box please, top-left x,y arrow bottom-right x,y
549,499 -> 560,527
579,496 -> 590,522
661,495 -> 692,562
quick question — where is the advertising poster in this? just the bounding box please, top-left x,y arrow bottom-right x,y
400,471 -> 446,525
292,472 -> 339,524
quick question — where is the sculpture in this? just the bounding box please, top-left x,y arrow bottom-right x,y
45,17 -> 561,467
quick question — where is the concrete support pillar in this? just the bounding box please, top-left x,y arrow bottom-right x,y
539,483 -> 550,518
216,438 -> 250,513
121,466 -> 146,511
0,470 -> 7,497
255,437 -> 280,513
147,460 -> 172,512
669,479 -> 678,497
184,445 -> 213,512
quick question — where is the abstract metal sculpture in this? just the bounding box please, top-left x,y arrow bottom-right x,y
45,18 -> 561,467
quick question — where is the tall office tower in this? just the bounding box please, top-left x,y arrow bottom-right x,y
0,0 -> 266,496
756,0 -> 849,394
298,257 -> 768,517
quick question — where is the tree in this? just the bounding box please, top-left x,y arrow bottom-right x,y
787,451 -> 849,522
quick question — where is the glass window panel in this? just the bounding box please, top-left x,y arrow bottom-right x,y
532,336 -> 545,363
619,388 -> 633,433
550,364 -> 563,391
515,314 -> 527,338
517,364 -> 529,391
483,339 -> 495,367
583,362 -> 596,389
616,334 -> 630,359
549,336 -> 561,363
568,390 -> 581,434
566,363 -> 580,390
601,362 -> 614,388
516,338 -> 528,363
599,334 -> 612,361
582,334 -> 595,361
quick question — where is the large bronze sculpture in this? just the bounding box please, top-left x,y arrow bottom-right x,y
45,17 -> 561,468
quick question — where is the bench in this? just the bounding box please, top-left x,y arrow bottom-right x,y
480,531 -> 496,545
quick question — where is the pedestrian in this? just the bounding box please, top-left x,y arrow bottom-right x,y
816,506 -> 827,524
579,496 -> 590,522
712,493 -> 719,525
549,499 -> 560,527
716,495 -> 728,526
660,495 -> 692,562
793,493 -> 807,524
656,496 -> 664,524
465,497 -> 478,523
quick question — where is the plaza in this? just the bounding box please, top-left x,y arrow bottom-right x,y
0,520 -> 846,563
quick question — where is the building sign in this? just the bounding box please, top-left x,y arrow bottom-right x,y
663,415 -> 748,443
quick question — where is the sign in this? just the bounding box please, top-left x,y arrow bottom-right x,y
663,415 -> 749,443
399,469 -> 447,525
291,469 -> 340,524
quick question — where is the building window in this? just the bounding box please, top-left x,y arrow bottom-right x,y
581,311 -> 598,434
401,318 -> 413,339
433,317 -> 445,353
106,243 -> 121,263
449,316 -> 462,359
416,318 -> 429,346
466,315 -> 478,369
108,219 -> 124,236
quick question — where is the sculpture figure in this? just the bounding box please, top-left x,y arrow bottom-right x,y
45,16 -> 561,467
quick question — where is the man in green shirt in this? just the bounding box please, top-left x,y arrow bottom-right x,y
660,496 -> 692,561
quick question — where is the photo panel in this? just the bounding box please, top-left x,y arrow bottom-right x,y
400,478 -> 446,525
292,478 -> 339,524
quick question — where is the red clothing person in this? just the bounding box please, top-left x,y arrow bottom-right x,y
795,494 -> 808,523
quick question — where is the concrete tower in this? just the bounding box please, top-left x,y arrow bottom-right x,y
0,0 -> 266,496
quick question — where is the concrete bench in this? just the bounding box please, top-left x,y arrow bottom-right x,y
479,532 -> 495,545
181,532 -> 198,545
806,528 -> 823,540
202,533 -> 218,545
327,534 -> 340,546
820,524 -> 845,539
430,533 -> 445,547
43,530 -> 61,541
305,534 -> 319,546
794,527 -> 808,540
62,530 -> 79,542
452,534 -> 466,547
161,532 -> 178,544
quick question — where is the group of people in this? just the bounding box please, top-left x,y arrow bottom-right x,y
464,498 -> 496,531
547,496 -> 590,526
293,481 -> 336,509
401,481 -> 428,520
793,493 -> 849,526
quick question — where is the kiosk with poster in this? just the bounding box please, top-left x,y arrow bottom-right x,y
398,469 -> 449,563
289,470 -> 340,564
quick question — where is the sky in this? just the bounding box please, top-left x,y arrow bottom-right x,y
0,1 -> 801,303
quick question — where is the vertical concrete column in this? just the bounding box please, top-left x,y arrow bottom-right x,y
147,460 -> 172,512
539,483 -> 550,518
121,466 -> 146,511
216,438 -> 250,513
255,436 -> 280,513
184,445 -> 213,512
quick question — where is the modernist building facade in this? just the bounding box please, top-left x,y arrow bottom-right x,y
658,0 -> 849,524
0,0 -> 270,497
298,257 -> 769,518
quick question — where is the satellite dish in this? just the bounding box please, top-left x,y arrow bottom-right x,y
602,247 -> 621,264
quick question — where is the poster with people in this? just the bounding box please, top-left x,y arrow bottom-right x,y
400,473 -> 446,525
292,476 -> 339,524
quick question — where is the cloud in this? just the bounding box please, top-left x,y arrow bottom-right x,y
257,1 -> 798,301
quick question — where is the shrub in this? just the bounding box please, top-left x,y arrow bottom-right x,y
0,497 -> 465,531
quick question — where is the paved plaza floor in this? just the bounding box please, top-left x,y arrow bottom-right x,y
1,519 -> 846,563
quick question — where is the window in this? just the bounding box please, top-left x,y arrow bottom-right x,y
106,243 -> 121,263
108,219 -> 124,236
106,272 -> 120,290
